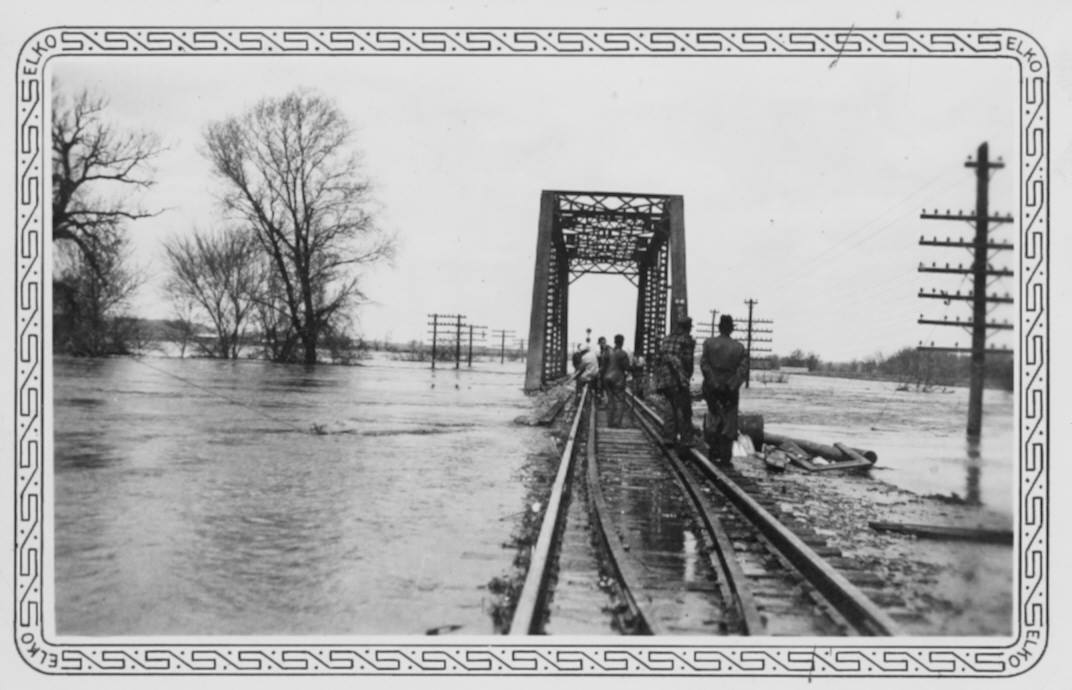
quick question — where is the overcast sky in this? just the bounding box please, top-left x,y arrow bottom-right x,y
52,53 -> 1019,361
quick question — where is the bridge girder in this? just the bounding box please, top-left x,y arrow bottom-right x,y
525,190 -> 688,390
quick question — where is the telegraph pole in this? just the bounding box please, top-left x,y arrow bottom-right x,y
427,313 -> 468,370
692,310 -> 718,362
466,324 -> 486,367
749,318 -> 774,373
454,315 -> 463,369
918,142 -> 1013,436
424,312 -> 467,368
743,300 -> 756,388
491,329 -> 516,364
742,300 -> 773,388
429,314 -> 438,369
706,308 -> 719,337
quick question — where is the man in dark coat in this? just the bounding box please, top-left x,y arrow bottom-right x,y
700,314 -> 749,463
654,316 -> 696,445
596,336 -> 610,403
602,334 -> 632,427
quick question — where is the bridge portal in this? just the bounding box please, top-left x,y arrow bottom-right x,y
524,190 -> 688,391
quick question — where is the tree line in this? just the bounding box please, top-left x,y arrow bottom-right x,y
764,347 -> 1013,391
51,83 -> 394,364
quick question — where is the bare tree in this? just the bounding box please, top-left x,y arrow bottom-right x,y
166,296 -> 201,359
51,82 -> 164,354
163,228 -> 265,359
52,83 -> 164,274
53,234 -> 143,356
253,263 -> 298,362
203,90 -> 394,364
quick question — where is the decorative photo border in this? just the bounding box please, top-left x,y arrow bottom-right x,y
13,26 -> 1048,676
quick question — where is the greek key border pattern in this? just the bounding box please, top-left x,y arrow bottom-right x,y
13,27 -> 1049,676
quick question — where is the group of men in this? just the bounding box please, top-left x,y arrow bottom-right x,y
656,314 -> 749,462
571,334 -> 636,427
569,314 -> 748,462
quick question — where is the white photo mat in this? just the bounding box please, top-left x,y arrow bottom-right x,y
13,26 -> 1048,677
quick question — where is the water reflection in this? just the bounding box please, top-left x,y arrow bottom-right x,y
965,436 -> 982,506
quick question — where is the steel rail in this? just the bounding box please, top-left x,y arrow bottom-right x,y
627,398 -> 764,634
583,395 -> 662,635
508,387 -> 589,635
628,394 -> 903,637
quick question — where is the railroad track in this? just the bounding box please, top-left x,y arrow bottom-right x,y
507,388 -> 902,636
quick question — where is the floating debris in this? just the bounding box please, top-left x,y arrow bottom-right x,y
425,623 -> 464,635
869,521 -> 1012,545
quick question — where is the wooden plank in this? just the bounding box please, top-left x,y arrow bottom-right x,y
765,432 -> 878,463
833,443 -> 875,471
808,458 -> 874,473
762,449 -> 790,471
775,439 -> 872,472
869,521 -> 1013,545
779,440 -> 821,472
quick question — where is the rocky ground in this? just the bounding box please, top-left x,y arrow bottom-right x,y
730,454 -> 1013,635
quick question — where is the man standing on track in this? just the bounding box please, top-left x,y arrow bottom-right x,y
602,334 -> 632,428
700,314 -> 749,463
596,336 -> 610,404
576,345 -> 600,397
654,315 -> 696,446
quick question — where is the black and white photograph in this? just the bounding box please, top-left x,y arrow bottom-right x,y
2,1 -> 1066,686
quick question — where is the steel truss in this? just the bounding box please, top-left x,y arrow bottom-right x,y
525,190 -> 687,390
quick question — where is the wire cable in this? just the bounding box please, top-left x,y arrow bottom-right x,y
129,353 -> 317,435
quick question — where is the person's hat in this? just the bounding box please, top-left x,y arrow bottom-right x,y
678,315 -> 693,327
719,314 -> 734,330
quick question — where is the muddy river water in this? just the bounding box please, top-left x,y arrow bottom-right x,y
51,355 -> 1014,635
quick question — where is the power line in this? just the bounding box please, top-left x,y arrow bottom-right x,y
761,168 -> 966,296
427,313 -> 468,370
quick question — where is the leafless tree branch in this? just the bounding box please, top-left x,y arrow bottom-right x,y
203,89 -> 395,364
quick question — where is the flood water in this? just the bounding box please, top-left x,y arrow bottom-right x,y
52,354 -> 544,635
52,356 -> 1015,636
740,373 -> 1016,520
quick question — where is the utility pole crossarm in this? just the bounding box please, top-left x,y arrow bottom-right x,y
917,290 -> 1013,303
965,158 -> 1005,169
918,264 -> 1013,277
919,211 -> 1014,224
917,318 -> 1013,329
917,345 -> 1013,355
919,237 -> 1014,250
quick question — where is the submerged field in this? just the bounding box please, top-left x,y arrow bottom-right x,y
52,354 -> 1015,635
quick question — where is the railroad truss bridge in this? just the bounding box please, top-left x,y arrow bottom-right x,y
524,190 -> 689,391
